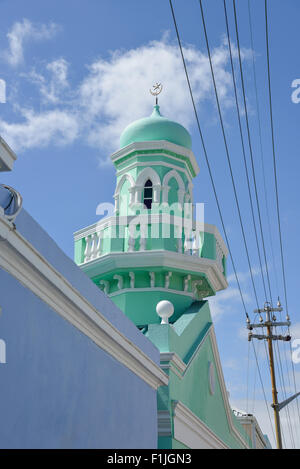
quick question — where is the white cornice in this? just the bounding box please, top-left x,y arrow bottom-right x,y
80,250 -> 228,292
235,414 -> 267,448
110,140 -> 200,177
172,400 -> 229,449
160,352 -> 187,378
109,288 -> 194,299
0,136 -> 17,172
0,214 -> 168,390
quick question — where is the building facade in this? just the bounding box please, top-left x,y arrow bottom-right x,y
74,103 -> 270,449
0,138 -> 167,449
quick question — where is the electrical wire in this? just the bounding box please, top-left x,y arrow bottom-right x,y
233,0 -> 296,445
169,0 -> 276,447
232,0 -> 273,306
247,3 -> 297,441
169,0 -> 249,320
198,0 -> 262,312
223,0 -> 268,303
264,0 -> 300,438
252,341 -> 276,443
247,0 -> 279,296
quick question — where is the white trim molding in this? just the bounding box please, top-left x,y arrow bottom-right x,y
162,169 -> 185,205
160,352 -> 186,379
0,214 -> 168,390
171,400 -> 229,449
233,412 -> 268,449
108,287 -> 194,299
116,160 -> 193,187
135,166 -> 161,188
110,140 -> 200,178
80,250 -> 228,293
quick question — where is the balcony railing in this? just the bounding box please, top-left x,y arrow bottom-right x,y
77,223 -> 226,276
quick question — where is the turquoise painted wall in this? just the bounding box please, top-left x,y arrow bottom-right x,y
147,301 -> 251,449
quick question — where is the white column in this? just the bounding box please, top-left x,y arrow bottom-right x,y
192,230 -> 199,256
140,236 -> 146,251
165,271 -> 172,289
113,194 -> 119,213
128,236 -> 135,252
149,271 -> 155,288
153,185 -> 161,203
129,272 -> 135,289
96,232 -> 101,257
161,185 -> 170,204
128,187 -> 134,205
177,189 -> 185,206
184,274 -> 191,292
135,186 -> 143,204
84,236 -> 92,262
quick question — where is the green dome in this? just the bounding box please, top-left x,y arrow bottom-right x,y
120,105 -> 192,150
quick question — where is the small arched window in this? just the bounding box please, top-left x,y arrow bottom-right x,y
143,179 -> 153,209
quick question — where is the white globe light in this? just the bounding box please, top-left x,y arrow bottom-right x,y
156,300 -> 174,324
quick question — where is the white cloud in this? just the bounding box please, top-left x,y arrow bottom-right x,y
25,58 -> 69,104
209,285 -> 251,322
0,108 -> 79,151
0,34 -> 252,155
227,265 -> 262,285
3,18 -> 59,67
78,37 -> 243,151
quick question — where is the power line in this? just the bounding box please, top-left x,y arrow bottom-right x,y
198,0 -> 261,311
223,0 -> 268,303
168,0 -> 249,319
252,341 -> 276,443
274,338 -> 295,447
232,0 -> 273,305
247,0 -> 299,446
221,2 -> 293,441
232,0 -> 296,443
198,0 -> 290,444
168,0 -> 275,448
264,0 -> 300,437
247,0 -> 279,296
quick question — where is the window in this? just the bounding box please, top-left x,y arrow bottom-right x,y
143,179 -> 153,209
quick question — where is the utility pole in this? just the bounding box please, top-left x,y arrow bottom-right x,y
247,301 -> 300,449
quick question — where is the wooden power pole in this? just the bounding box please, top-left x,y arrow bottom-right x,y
247,301 -> 300,449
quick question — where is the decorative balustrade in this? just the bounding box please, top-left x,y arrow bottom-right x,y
84,232 -> 102,262
78,220 -> 226,274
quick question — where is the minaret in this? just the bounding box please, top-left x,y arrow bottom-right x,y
74,90 -> 228,327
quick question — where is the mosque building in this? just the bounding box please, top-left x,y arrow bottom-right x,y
73,92 -> 270,449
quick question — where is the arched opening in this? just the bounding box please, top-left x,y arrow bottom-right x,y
143,179 -> 153,209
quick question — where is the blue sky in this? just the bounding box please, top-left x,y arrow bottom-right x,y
1,0 -> 300,448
